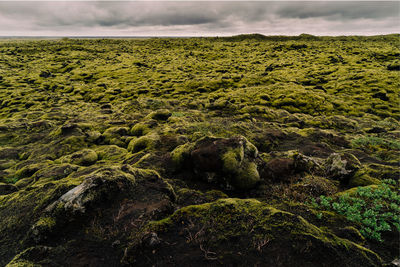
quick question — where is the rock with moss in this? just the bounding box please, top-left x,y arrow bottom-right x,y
130,121 -> 157,136
102,126 -> 130,147
28,217 -> 57,244
324,152 -> 361,181
128,134 -> 160,153
46,166 -> 135,214
0,147 -> 21,160
147,109 -> 172,121
57,149 -> 98,166
170,136 -> 260,190
94,145 -> 128,162
293,152 -> 322,174
14,161 -> 53,180
33,164 -> 79,181
85,130 -> 102,144
124,198 -> 382,266
348,169 -> 381,187
170,143 -> 195,170
50,122 -> 85,137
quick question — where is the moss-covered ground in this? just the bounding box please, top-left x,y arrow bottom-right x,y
0,34 -> 399,266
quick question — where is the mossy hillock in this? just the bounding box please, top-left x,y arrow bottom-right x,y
124,198 -> 382,266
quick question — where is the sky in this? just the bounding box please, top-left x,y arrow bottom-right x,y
0,1 -> 398,36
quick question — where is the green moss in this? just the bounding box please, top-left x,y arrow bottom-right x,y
204,190 -> 228,201
57,149 -> 98,166
221,147 -> 244,173
147,109 -> 172,121
130,123 -> 151,136
243,137 -> 258,158
6,258 -> 40,267
145,198 -> 381,265
127,134 -> 159,153
170,143 -> 194,170
348,170 -> 380,187
233,161 -> 260,189
220,142 -> 259,189
102,126 -> 129,146
0,36 -> 399,266
14,178 -> 33,189
14,161 -> 53,180
33,136 -> 88,160
94,145 -> 128,162
34,216 -> 56,229
336,185 -> 379,198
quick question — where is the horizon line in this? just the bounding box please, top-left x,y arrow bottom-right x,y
0,33 -> 399,38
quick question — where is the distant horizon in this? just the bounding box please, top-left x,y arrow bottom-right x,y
0,33 -> 399,39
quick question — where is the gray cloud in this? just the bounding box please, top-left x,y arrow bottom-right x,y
0,1 -> 398,36
276,2 -> 399,20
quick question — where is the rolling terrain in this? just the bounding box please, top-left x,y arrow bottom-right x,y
0,35 -> 399,266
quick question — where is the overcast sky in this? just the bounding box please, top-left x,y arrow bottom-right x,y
0,1 -> 398,36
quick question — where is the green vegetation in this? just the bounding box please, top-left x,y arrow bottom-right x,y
352,136 -> 400,151
0,35 -> 398,266
311,179 -> 400,241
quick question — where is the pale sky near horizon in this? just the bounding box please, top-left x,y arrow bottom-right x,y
0,1 -> 398,36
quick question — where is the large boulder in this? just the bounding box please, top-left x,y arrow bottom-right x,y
171,136 -> 260,190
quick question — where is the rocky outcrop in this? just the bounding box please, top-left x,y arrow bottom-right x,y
171,136 -> 260,190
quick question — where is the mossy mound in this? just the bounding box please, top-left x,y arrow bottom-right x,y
57,149 -> 98,166
170,136 -> 260,190
147,109 -> 172,121
102,126 -> 130,147
0,164 -> 176,266
125,198 -> 381,266
128,134 -> 160,153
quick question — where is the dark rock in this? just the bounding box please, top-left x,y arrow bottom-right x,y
0,147 -> 20,160
372,92 -> 389,101
300,143 -> 334,157
39,71 -> 53,78
0,183 -> 17,195
264,158 -> 295,182
60,123 -> 82,136
148,109 -> 172,121
100,103 -> 112,109
366,127 -> 386,133
293,153 -> 322,174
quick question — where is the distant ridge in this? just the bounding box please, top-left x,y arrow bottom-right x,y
0,33 -> 398,41
216,33 -> 400,41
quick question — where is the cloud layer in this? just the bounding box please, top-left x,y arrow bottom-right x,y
0,1 -> 398,36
